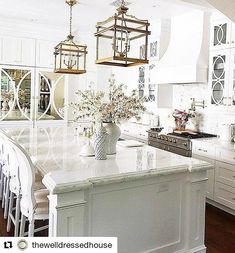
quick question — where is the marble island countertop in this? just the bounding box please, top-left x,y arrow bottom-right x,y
3,126 -> 213,194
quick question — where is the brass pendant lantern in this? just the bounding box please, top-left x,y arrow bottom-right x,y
95,0 -> 151,67
54,0 -> 87,74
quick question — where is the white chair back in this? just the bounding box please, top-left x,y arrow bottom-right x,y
0,132 -> 11,177
10,141 -> 36,218
6,139 -> 21,194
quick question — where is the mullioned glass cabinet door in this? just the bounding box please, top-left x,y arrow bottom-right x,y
0,67 -> 33,121
211,19 -> 231,51
210,51 -> 229,107
35,71 -> 66,121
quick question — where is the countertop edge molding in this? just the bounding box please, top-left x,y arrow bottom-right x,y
43,163 -> 213,194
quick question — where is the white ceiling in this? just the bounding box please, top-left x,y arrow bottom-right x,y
0,0 -> 212,33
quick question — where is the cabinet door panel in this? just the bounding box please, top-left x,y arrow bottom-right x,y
209,50 -> 230,109
211,18 -> 231,50
0,36 -> 35,66
36,40 -> 55,68
35,71 -> 66,121
216,147 -> 235,164
215,161 -> 235,188
0,67 -> 33,121
214,182 -> 235,210
192,154 -> 215,200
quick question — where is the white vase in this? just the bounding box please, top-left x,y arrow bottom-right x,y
2,101 -> 8,111
93,123 -> 107,160
103,122 -> 121,155
8,99 -> 15,110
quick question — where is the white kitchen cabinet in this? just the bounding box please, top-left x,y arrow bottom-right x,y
214,182 -> 235,210
0,66 -> 67,125
215,161 -> 235,188
35,40 -> 56,68
209,48 -> 235,111
192,139 -> 235,213
192,142 -> 216,200
0,36 -> 35,66
209,50 -> 230,109
120,123 -> 148,143
193,154 -> 215,200
210,18 -> 231,51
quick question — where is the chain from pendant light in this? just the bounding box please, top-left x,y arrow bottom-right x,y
66,0 -> 77,39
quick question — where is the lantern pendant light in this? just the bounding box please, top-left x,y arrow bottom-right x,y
95,0 -> 151,67
54,0 -> 87,74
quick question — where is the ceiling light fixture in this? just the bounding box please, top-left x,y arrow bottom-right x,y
95,0 -> 151,67
54,0 -> 87,74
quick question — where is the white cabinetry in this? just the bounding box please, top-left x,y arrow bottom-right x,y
192,140 -> 235,214
0,66 -> 67,125
192,142 -> 215,200
0,36 -> 35,66
209,15 -> 235,111
210,18 -> 231,51
36,40 -> 55,68
209,38 -> 235,111
209,50 -> 229,108
120,123 -> 148,143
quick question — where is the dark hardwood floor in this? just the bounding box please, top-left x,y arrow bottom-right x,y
0,202 -> 234,252
205,204 -> 235,253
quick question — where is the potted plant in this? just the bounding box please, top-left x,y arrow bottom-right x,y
172,109 -> 195,131
71,75 -> 147,154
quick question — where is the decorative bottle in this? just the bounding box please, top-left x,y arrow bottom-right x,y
93,123 -> 107,160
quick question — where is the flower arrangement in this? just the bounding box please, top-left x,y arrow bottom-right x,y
70,75 -> 147,124
1,90 -> 14,102
172,109 -> 195,130
18,89 -> 27,107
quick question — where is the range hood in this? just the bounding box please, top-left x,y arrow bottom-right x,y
151,10 -> 210,84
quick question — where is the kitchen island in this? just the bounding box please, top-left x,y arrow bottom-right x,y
4,126 -> 213,253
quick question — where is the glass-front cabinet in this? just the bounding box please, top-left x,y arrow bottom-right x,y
209,49 -> 235,111
0,67 -> 33,121
211,18 -> 231,51
210,50 -> 229,108
35,71 -> 66,121
0,66 -> 67,125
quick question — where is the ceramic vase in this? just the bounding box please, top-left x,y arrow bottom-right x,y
175,119 -> 187,131
2,101 -> 8,111
103,122 -> 121,155
93,123 -> 107,160
8,99 -> 15,110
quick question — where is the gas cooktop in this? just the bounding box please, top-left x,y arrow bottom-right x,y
168,131 -> 217,139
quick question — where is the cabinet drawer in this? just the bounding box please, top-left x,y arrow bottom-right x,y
214,182 -> 235,210
216,148 -> 235,164
215,161 -> 235,188
192,141 -> 215,159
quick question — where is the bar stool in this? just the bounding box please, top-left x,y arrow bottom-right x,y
0,136 -> 4,201
1,135 -> 11,219
12,141 -> 49,237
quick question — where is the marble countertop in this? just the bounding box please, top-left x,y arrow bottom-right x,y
191,137 -> 235,151
3,126 -> 213,193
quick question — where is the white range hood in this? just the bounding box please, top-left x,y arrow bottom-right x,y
151,10 -> 210,84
